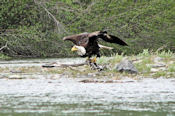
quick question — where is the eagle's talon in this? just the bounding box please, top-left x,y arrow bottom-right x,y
88,61 -> 103,71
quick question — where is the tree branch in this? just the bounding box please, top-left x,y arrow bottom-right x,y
42,62 -> 88,68
34,0 -> 68,34
0,42 -> 8,51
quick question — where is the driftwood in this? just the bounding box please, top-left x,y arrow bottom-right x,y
42,62 -> 88,68
42,61 -> 103,71
34,0 -> 67,34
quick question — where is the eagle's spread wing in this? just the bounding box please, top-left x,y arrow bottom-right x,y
63,31 -> 128,46
63,32 -> 89,46
88,31 -> 128,46
99,31 -> 128,46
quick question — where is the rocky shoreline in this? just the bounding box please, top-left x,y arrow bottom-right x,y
0,51 -> 174,81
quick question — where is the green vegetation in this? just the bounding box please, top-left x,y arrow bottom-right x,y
0,0 -> 175,58
0,53 -> 10,60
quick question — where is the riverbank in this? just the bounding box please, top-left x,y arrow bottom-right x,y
0,50 -> 174,80
98,49 -> 175,79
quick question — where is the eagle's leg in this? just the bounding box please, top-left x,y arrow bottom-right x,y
87,57 -> 103,71
91,57 -> 97,63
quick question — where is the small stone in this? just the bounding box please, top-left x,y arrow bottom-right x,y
0,75 -> 8,79
8,75 -> 24,79
169,61 -> 174,65
151,68 -> 159,72
88,73 -> 96,77
10,70 -> 23,73
154,64 -> 166,68
133,59 -> 142,64
151,67 -> 166,72
154,57 -> 163,63
116,58 -> 138,74
147,64 -> 166,68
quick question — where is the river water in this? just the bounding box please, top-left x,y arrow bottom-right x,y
0,59 -> 175,116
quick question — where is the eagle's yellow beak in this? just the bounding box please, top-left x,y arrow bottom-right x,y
71,46 -> 78,51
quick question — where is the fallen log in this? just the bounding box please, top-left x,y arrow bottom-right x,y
42,62 -> 88,68
42,61 -> 104,71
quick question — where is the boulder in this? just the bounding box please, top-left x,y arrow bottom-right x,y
116,59 -> 138,74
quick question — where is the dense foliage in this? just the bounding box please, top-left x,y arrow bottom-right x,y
0,0 -> 174,58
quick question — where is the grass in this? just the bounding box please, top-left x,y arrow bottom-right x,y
153,71 -> 167,78
97,56 -> 110,65
138,49 -> 151,57
168,63 -> 175,72
156,50 -> 174,59
0,53 -> 11,60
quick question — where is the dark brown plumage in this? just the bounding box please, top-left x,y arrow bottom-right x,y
63,31 -> 128,58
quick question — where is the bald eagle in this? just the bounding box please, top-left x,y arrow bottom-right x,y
63,31 -> 127,59
63,31 -> 128,70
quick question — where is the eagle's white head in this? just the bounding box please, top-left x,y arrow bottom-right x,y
71,45 -> 86,56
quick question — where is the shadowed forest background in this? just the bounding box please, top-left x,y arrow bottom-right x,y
0,0 -> 174,58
